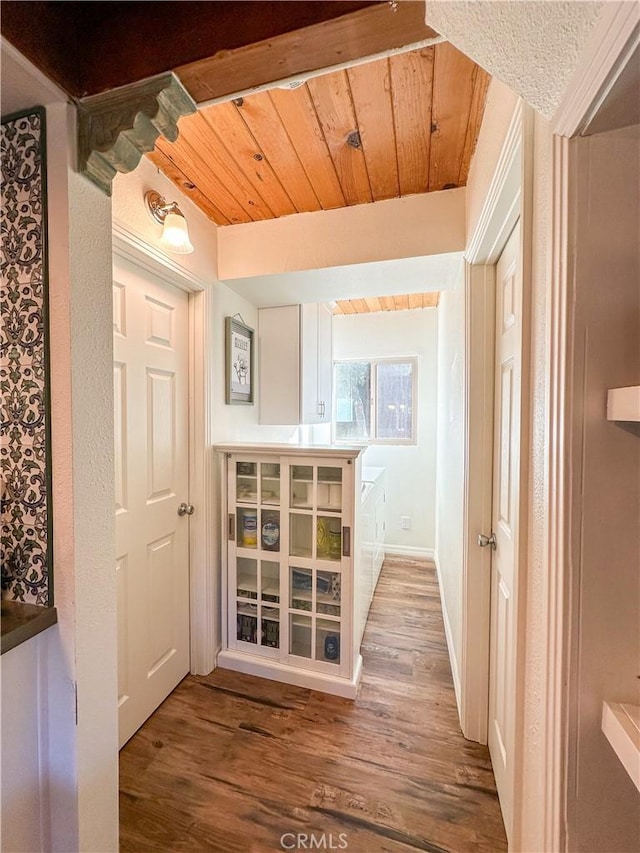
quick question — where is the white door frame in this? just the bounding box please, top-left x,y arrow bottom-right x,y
113,222 -> 217,675
460,99 -> 534,749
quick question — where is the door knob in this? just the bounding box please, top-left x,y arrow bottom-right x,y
177,502 -> 195,517
477,532 -> 496,550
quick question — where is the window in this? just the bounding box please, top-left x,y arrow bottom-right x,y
334,358 -> 417,444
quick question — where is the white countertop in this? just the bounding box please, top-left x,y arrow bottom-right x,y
215,441 -> 365,460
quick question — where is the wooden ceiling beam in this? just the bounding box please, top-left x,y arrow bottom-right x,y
0,1 -> 383,98
175,2 -> 440,105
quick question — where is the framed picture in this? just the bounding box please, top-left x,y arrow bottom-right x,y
225,316 -> 255,405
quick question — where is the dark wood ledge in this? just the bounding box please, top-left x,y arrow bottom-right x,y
1,600 -> 58,655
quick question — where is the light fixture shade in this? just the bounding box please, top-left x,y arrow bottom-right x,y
159,210 -> 194,254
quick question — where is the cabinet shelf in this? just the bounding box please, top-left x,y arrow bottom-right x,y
290,588 -> 339,605
602,701 -> 640,791
607,386 -> 640,422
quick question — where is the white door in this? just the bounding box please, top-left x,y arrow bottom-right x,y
113,259 -> 191,748
488,220 -> 522,840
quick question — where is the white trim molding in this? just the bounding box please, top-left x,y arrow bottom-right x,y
553,1 -> 640,137
539,133 -> 575,853
113,220 -> 206,293
383,545 -> 434,560
433,551 -> 462,714
466,99 -> 523,266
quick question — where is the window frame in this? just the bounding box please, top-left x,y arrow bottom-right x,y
332,356 -> 418,446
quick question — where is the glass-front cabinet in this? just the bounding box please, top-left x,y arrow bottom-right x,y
219,445 -> 363,696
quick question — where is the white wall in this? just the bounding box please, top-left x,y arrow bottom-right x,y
217,189 -> 465,279
333,310 -> 438,556
565,126 -> 640,853
434,268 -> 466,703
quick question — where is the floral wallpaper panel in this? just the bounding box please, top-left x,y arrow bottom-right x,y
1,107 -> 53,605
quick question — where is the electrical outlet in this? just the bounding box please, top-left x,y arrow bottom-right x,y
401,516 -> 411,530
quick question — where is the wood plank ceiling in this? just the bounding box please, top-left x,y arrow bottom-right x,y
333,293 -> 440,314
148,42 -> 490,227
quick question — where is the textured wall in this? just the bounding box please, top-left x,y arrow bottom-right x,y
1,108 -> 52,605
425,1 -> 604,119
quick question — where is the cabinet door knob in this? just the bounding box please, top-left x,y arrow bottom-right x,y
177,502 -> 195,517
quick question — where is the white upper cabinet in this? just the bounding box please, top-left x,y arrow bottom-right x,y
259,303 -> 333,425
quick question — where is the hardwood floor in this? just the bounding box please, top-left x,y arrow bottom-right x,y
119,558 -> 507,852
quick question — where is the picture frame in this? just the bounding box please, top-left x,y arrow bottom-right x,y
225,316 -> 255,405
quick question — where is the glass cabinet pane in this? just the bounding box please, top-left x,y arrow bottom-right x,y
317,467 -> 342,511
260,509 -> 280,552
290,614 -> 312,658
316,620 -> 340,664
237,603 -> 258,644
290,513 -> 312,558
237,558 -> 258,599
290,465 -> 313,508
237,508 -> 258,548
316,570 -> 341,617
261,560 -> 280,603
290,567 -> 312,611
317,516 -> 342,561
236,461 -> 257,503
261,462 -> 280,505
261,607 -> 280,649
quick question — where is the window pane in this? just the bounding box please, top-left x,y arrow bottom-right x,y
376,361 -> 414,440
335,361 -> 371,441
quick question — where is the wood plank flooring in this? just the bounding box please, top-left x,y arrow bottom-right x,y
119,558 -> 507,852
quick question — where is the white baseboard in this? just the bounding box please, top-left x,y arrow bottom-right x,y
384,545 -> 435,560
433,550 -> 462,718
217,649 -> 363,699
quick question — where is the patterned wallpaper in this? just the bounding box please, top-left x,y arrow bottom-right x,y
1,108 -> 53,605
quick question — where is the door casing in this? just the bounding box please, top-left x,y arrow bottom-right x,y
113,226 -> 217,677
460,99 -> 534,846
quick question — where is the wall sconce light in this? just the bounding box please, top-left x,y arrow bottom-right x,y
145,190 -> 194,254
